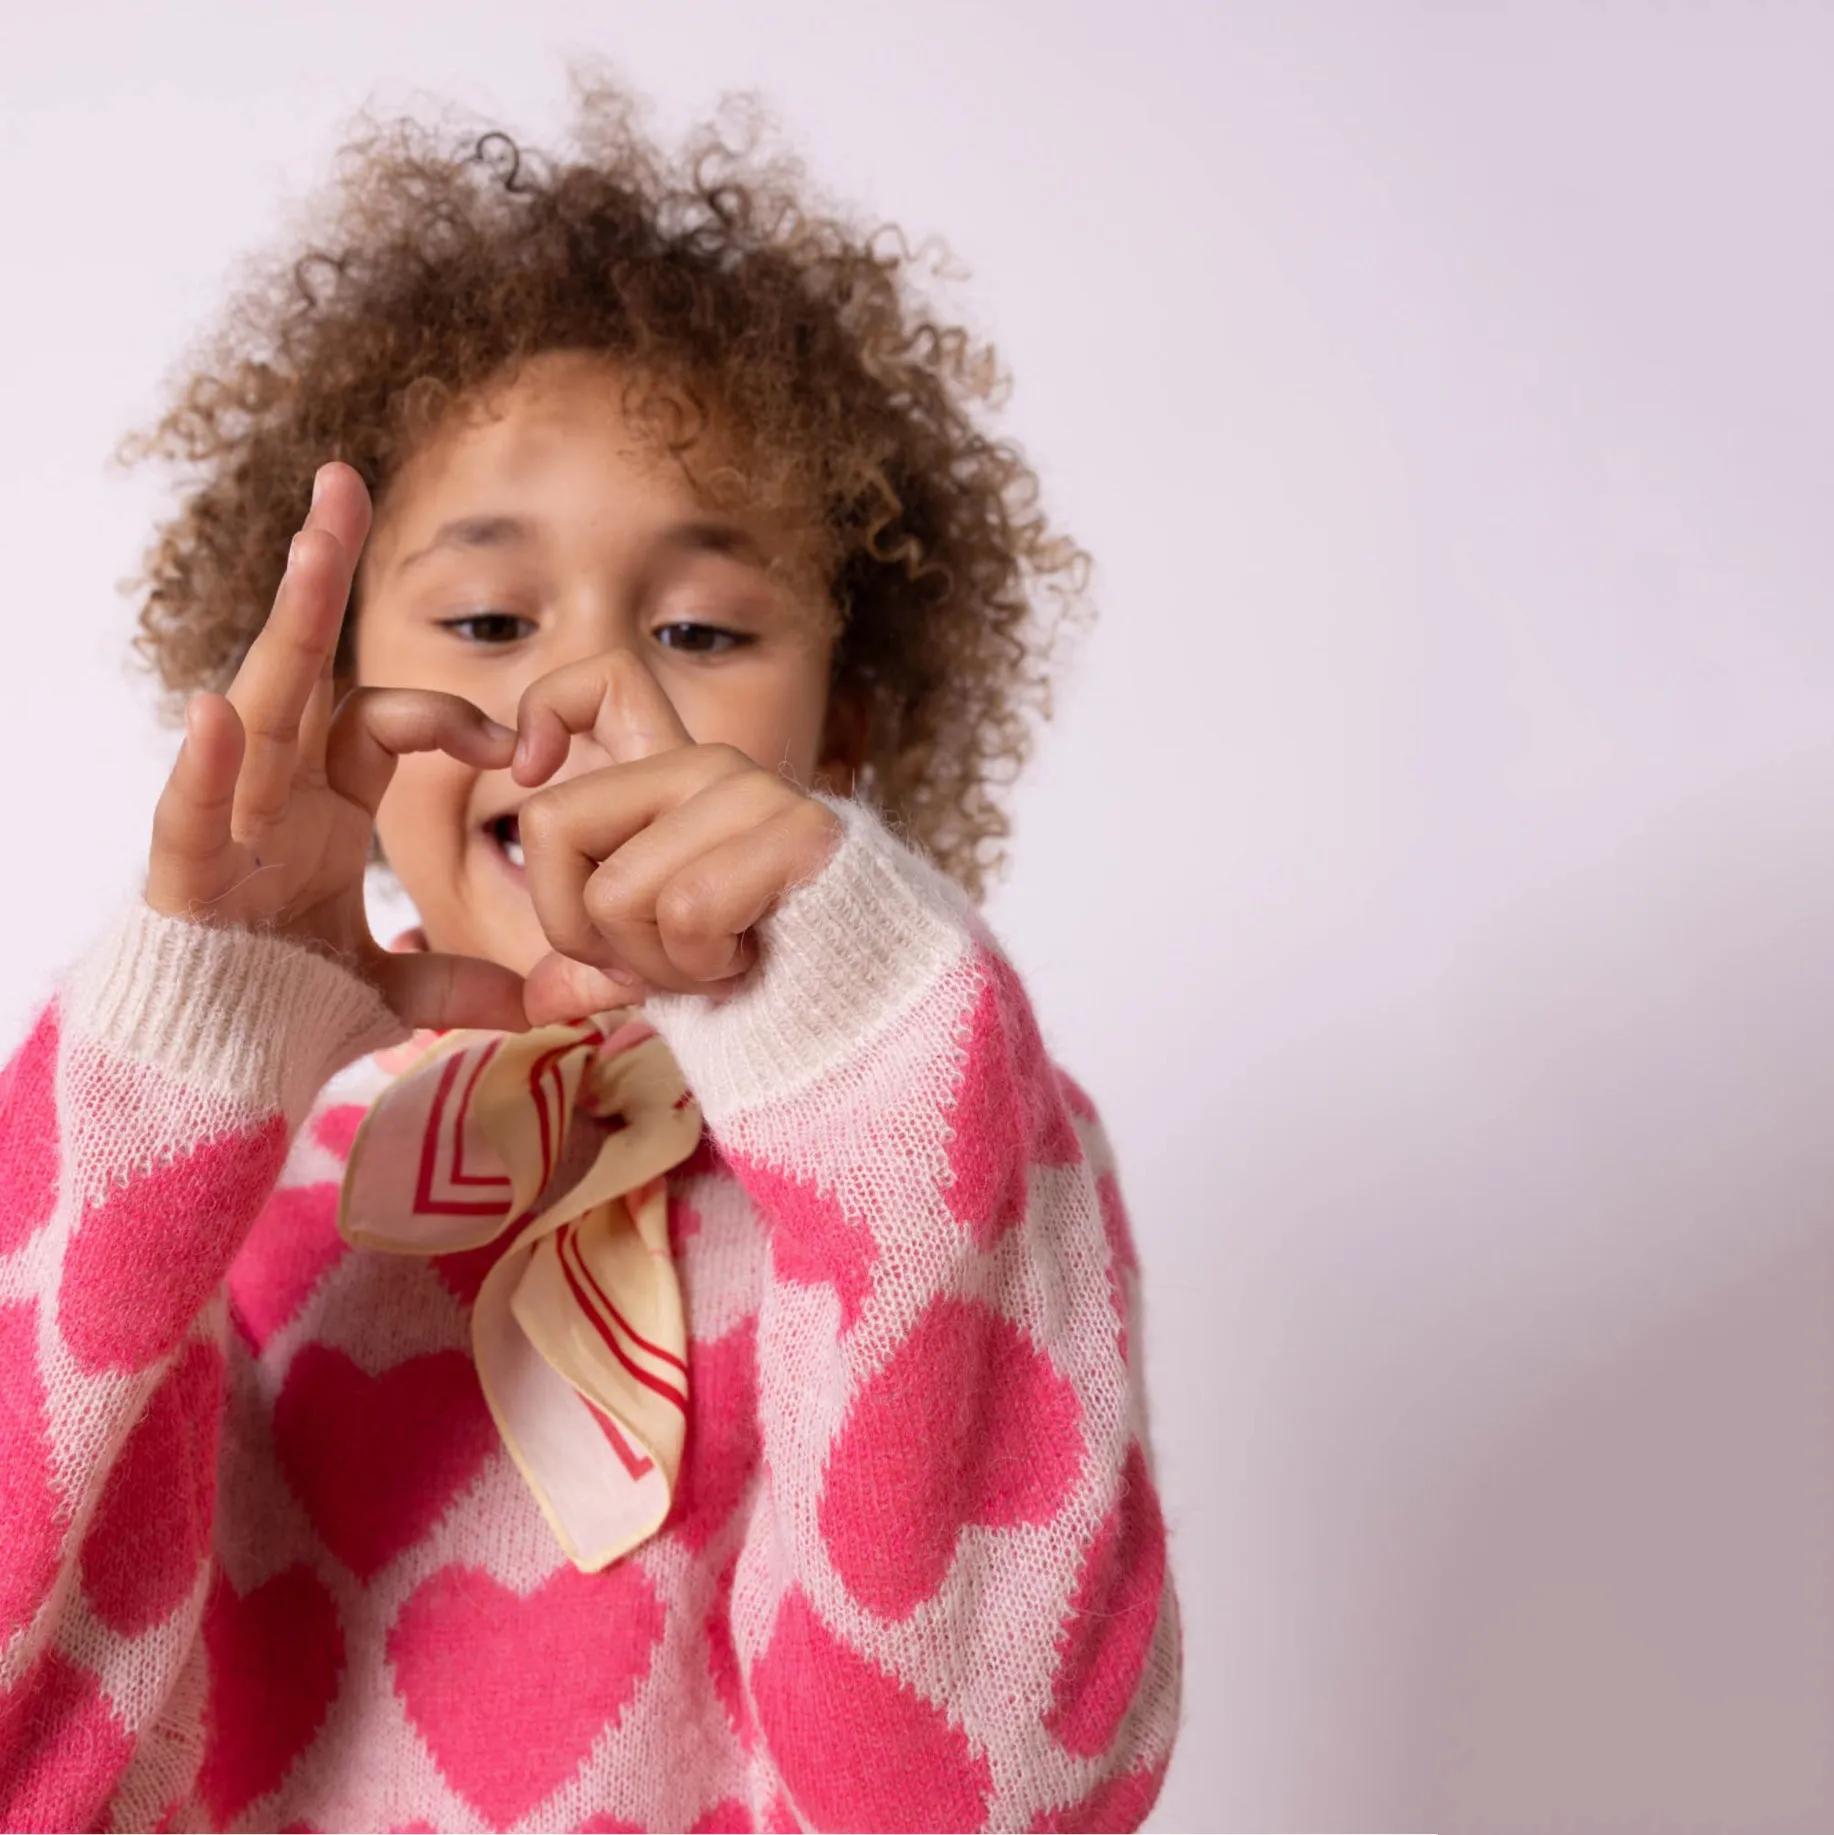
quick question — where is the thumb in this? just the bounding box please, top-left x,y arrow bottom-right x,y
523,950 -> 646,1027
368,947 -> 530,1034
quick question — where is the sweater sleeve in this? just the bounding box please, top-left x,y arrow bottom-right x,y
645,796 -> 1182,1835
0,903 -> 406,1833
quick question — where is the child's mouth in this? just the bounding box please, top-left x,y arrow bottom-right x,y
485,813 -> 525,873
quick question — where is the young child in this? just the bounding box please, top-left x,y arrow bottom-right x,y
0,83 -> 1181,1834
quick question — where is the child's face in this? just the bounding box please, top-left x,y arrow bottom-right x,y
352,350 -> 847,977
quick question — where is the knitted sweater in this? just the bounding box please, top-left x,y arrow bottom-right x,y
0,796 -> 1181,1833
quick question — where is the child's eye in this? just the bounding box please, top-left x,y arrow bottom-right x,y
652,622 -> 751,656
438,612 -> 535,645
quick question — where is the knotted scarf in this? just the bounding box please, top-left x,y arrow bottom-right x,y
338,1012 -> 704,1571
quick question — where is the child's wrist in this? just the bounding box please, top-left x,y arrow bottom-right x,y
67,900 -> 408,1122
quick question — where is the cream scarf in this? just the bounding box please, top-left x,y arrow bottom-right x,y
339,1013 -> 703,1571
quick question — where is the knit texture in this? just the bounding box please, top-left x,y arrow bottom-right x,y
0,796 -> 1181,1833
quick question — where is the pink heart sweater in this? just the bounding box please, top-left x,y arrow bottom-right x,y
0,796 -> 1181,1832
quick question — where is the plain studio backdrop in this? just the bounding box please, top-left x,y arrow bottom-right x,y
4,2 -> 1833,1830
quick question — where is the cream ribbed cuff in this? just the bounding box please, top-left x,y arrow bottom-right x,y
643,795 -> 976,1124
63,903 -> 410,1125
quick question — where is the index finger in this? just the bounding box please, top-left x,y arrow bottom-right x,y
326,687 -> 519,815
224,464 -> 373,832
511,649 -> 693,785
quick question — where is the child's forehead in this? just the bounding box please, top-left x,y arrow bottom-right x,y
364,352 -> 827,592
383,366 -> 694,526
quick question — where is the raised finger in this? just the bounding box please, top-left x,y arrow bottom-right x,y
146,694 -> 247,917
299,463 -> 373,767
226,529 -> 356,836
324,687 -> 518,816
512,648 -> 694,785
224,465 -> 373,829
303,462 -> 373,575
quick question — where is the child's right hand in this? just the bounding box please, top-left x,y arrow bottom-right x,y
144,462 -> 528,1033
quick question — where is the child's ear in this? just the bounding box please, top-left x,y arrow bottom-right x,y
812,686 -> 870,798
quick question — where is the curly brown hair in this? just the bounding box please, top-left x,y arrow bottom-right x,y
123,77 -> 1090,899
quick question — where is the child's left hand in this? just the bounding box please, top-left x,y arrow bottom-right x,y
512,650 -> 843,1026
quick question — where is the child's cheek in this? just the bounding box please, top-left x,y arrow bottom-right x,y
373,752 -> 548,975
374,755 -> 474,905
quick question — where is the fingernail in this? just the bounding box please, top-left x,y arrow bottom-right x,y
287,534 -> 303,571
311,466 -> 327,508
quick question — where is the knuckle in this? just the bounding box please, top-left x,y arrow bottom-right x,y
794,794 -> 841,843
290,526 -> 340,568
326,684 -> 375,730
698,742 -> 751,780
583,858 -> 647,927
235,794 -> 284,831
656,871 -> 720,939
246,709 -> 302,745
516,790 -> 566,851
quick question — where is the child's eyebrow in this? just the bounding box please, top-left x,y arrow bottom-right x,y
657,519 -> 770,570
394,514 -> 530,574
391,514 -> 770,576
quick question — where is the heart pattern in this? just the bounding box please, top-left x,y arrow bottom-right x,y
80,1338 -> 224,1634
0,1302 -> 64,1637
726,1154 -> 877,1331
310,1103 -> 369,1162
274,1346 -> 498,1581
60,1114 -> 289,1373
389,1559 -> 666,1826
667,1317 -> 759,1553
198,1562 -> 345,1824
0,1007 -> 60,1255
430,1235 -> 515,1309
941,948 -> 1083,1247
0,1654 -> 134,1832
751,1588 -> 991,1833
818,1295 -> 1084,1618
1044,1442 -> 1166,1758
227,1184 -> 349,1352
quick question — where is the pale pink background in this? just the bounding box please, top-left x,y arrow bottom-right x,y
3,4 -> 1831,1830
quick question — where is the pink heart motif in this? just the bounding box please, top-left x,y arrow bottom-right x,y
60,1113 -> 288,1374
0,1654 -> 136,1832
0,1007 -> 60,1256
273,1346 -> 498,1582
198,1563 -> 345,1824
388,1560 -> 666,1827
0,1302 -> 64,1638
818,1295 -> 1085,1618
941,947 -> 1084,1248
227,1183 -> 349,1352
